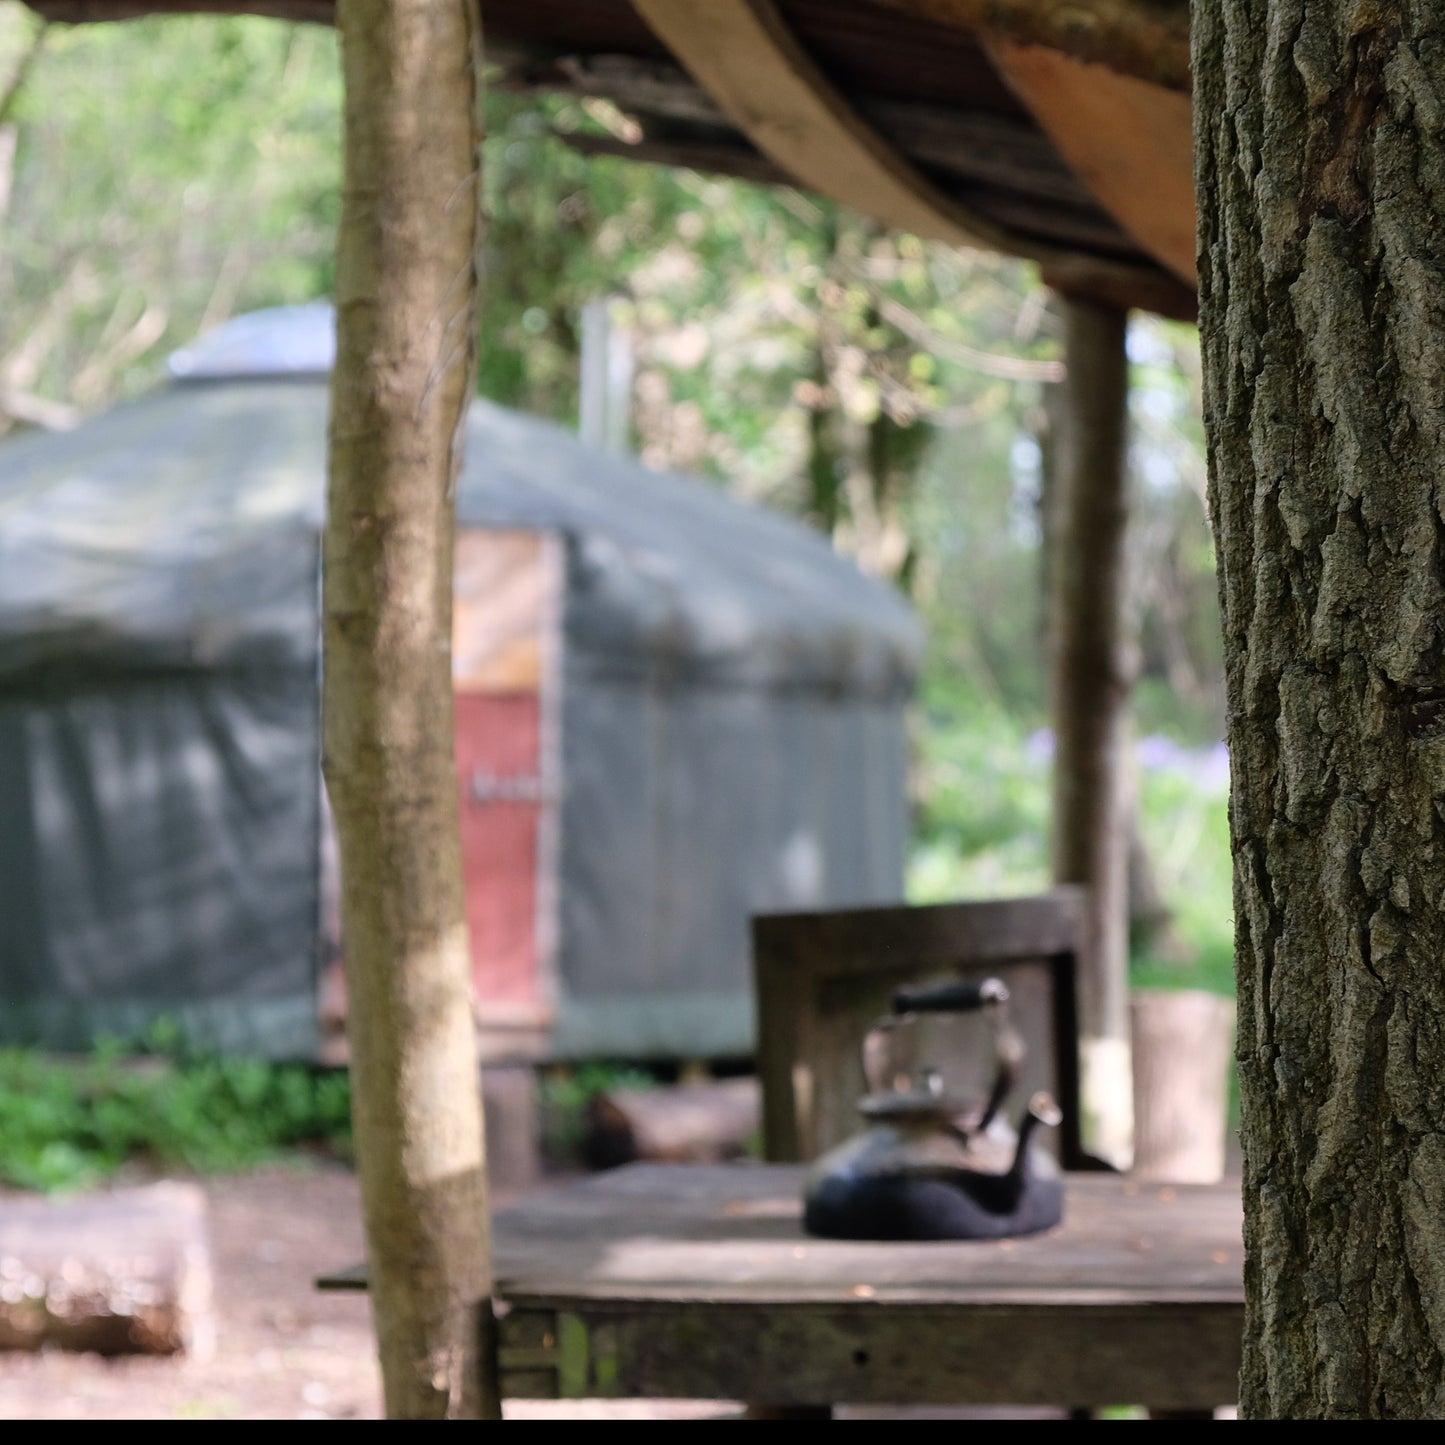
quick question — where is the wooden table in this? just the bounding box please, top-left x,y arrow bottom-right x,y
320,1163 -> 1244,1411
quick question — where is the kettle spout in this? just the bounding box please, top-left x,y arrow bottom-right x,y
1000,1091 -> 1063,1205
945,1089 -> 1063,1221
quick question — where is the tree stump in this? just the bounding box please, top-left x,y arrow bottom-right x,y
1130,989 -> 1236,1183
0,1181 -> 214,1357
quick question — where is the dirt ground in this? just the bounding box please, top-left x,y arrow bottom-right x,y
0,1159 -> 740,1421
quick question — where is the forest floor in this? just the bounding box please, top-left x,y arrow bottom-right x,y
0,1158 -> 740,1421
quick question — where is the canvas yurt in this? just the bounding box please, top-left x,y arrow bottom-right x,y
0,305 -> 922,1064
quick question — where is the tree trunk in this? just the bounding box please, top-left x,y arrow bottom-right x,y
1036,335 -> 1181,967
1195,2 -> 1445,1418
326,0 -> 498,1419
1048,294 -> 1135,1168
805,340 -> 844,534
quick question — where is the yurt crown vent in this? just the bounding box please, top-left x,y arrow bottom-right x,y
166,303 -> 337,382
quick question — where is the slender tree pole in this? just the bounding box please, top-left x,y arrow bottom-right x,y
325,0 -> 498,1418
1048,293 -> 1136,1167
1196,0 -> 1445,1417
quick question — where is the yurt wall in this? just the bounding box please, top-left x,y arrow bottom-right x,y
0,306 -> 923,1067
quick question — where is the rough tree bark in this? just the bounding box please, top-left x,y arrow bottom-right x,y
325,0 -> 498,1419
1048,294 -> 1136,1168
1195,1 -> 1445,1418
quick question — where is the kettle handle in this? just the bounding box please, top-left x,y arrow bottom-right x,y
883,975 -> 1022,1135
891,977 -> 1008,1015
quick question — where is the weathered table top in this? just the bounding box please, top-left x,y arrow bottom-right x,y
322,1163 -> 1244,1408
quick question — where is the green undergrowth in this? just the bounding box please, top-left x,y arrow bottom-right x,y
908,684 -> 1236,1001
0,1023 -> 353,1194
906,689 -> 1241,1132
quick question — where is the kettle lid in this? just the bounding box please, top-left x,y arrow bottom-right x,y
858,1065 -> 973,1120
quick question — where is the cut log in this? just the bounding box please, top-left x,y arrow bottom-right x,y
582,1077 -> 761,1170
1130,990 -> 1236,1183
0,1181 -> 214,1356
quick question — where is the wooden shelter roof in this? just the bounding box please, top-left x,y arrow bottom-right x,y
25,0 -> 1197,319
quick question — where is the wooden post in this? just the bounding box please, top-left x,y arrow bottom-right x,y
325,0 -> 498,1418
1048,293 -> 1135,1169
1130,989 -> 1235,1183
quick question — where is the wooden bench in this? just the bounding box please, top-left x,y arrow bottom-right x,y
751,886 -> 1108,1170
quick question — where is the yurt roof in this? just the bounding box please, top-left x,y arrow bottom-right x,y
0,305 -> 922,695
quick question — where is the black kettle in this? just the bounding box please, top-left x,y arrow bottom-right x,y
801,977 -> 1065,1241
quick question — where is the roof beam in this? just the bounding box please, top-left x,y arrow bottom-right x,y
631,0 -> 1023,257
504,49 -> 1100,209
26,0 -> 1195,95
630,0 -> 1195,319
986,41 -> 1196,283
861,0 -> 1192,93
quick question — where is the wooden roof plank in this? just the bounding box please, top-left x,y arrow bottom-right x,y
987,40 -> 1197,283
630,0 -> 1021,256
631,0 -> 1194,318
860,0 -> 1193,92
504,50 -> 1103,211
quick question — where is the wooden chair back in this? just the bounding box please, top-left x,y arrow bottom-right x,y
751,886 -> 1109,1170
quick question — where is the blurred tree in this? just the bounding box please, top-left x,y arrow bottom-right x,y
0,4 -> 340,431
1125,315 -> 1224,742
1046,296 -> 1134,1167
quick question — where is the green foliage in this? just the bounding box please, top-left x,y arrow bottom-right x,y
1126,317 -> 1225,743
473,94 -> 1063,615
477,90 -> 816,434
906,676 -> 1050,905
907,685 -> 1235,1004
0,1025 -> 353,1194
1132,757 -> 1235,996
0,7 -> 341,417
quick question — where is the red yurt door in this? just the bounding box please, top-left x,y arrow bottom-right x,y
451,528 -> 559,1055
